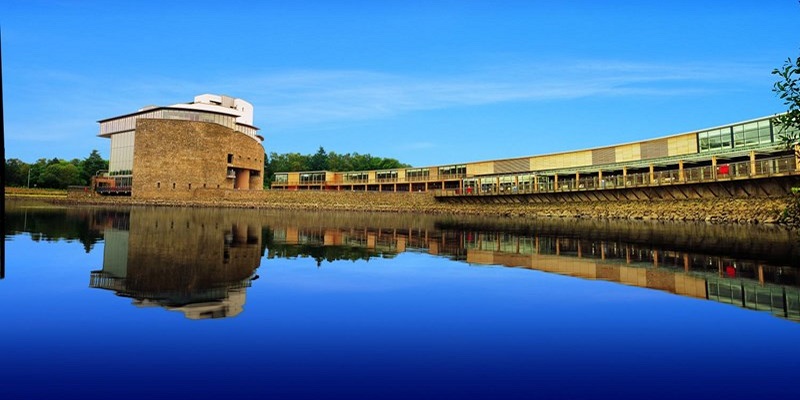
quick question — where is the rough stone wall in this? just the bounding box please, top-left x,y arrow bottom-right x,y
125,207 -> 261,292
132,119 -> 264,199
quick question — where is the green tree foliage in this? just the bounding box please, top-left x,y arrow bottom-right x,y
3,150 -> 109,188
38,161 -> 82,189
262,146 -> 411,188
772,48 -> 800,226
772,54 -> 800,150
309,146 -> 329,171
80,149 -> 109,183
3,158 -> 30,187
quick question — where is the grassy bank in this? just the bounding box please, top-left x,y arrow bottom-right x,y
4,187 -> 68,199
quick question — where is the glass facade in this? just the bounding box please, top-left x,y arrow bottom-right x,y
109,131 -> 135,173
406,168 -> 429,181
439,165 -> 466,178
376,171 -> 398,181
274,174 -> 288,184
299,172 -> 326,184
344,172 -> 369,183
733,120 -> 771,148
699,117 -> 775,152
698,127 -> 732,152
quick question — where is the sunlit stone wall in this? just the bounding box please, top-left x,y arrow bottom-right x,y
132,119 -> 264,199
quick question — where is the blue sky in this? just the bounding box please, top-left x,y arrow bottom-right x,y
2,0 -> 798,167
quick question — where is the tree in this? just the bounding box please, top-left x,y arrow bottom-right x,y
309,146 -> 328,171
4,158 -> 29,187
771,54 -> 800,151
79,149 -> 108,184
772,50 -> 800,226
28,158 -> 48,188
38,161 -> 82,189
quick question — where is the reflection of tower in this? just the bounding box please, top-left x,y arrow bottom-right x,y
90,208 -> 262,319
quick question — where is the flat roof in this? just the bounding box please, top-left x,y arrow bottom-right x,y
97,105 -> 241,123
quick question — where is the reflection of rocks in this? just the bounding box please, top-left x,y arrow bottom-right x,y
91,208 -> 263,319
64,190 -> 794,226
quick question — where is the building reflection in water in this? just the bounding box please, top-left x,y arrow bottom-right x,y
90,208 -> 263,319
86,206 -> 800,322
267,218 -> 800,322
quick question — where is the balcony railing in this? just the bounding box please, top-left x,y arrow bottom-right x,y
435,155 -> 798,197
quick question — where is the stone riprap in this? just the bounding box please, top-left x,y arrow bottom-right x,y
52,189 -> 796,226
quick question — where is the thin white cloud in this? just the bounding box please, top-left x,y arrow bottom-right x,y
224,60 -> 766,129
7,60 -> 769,145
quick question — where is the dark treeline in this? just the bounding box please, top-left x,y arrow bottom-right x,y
264,146 -> 411,187
4,150 -> 109,189
3,205 -> 117,253
4,147 -> 409,189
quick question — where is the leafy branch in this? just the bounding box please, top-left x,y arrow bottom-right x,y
771,55 -> 800,154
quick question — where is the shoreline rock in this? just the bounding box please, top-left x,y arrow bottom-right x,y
6,189 -> 798,229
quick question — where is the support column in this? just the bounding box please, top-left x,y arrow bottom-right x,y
750,151 -> 756,176
554,175 -> 559,191
795,144 -> 800,171
576,172 -> 580,189
679,160 -> 685,182
598,170 -> 603,189
711,156 -> 718,180
534,175 -> 539,192
623,166 -> 628,187
649,164 -> 654,185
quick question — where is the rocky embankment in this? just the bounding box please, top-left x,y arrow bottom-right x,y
24,189 -> 796,227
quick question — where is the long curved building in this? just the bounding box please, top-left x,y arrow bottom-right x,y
271,114 -> 799,194
96,94 -> 264,198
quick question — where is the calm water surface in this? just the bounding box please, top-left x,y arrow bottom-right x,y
2,202 -> 799,399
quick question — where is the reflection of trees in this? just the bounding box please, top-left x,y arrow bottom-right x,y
3,204 -> 126,252
267,243 -> 396,267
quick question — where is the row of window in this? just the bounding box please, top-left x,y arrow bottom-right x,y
299,172 -> 326,184
698,119 -> 773,152
439,164 -> 466,176
344,172 -> 369,182
100,108 -> 237,135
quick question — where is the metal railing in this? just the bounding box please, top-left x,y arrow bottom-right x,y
434,155 -> 798,197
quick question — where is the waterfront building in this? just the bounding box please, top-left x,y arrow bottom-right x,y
271,114 -> 799,194
95,94 -> 264,198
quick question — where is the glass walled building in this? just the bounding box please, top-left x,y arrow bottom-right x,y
271,114 -> 799,194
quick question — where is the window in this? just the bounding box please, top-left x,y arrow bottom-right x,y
227,154 -> 234,163
274,174 -> 288,183
300,172 -> 326,184
439,165 -> 466,177
698,127 -> 732,152
344,172 -> 368,183
376,171 -> 397,181
406,168 -> 430,181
